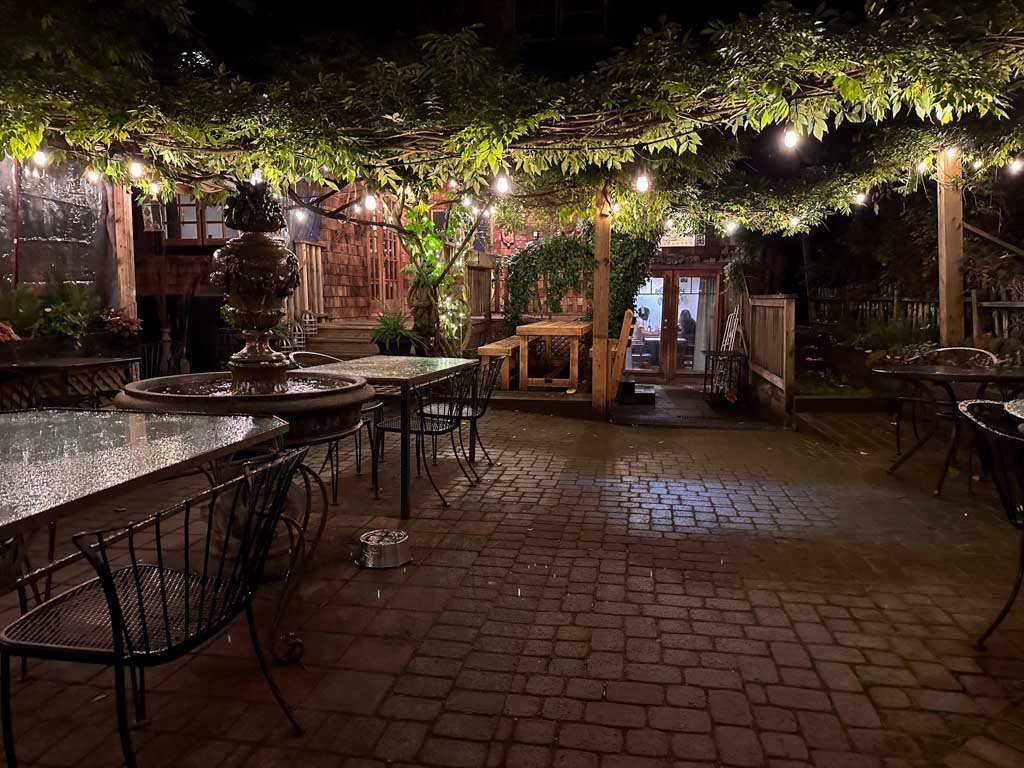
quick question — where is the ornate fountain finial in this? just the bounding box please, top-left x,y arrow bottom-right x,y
212,181 -> 300,395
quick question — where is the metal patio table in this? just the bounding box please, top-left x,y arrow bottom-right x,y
872,364 -> 1024,494
309,356 -> 479,519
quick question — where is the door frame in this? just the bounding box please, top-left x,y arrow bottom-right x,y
629,266 -> 723,383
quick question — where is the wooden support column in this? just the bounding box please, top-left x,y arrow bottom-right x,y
591,185 -> 612,419
107,183 -> 137,318
937,150 -> 964,345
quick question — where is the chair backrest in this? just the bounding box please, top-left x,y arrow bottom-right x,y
417,365 -> 477,431
72,448 -> 308,659
961,400 -> 1024,529
288,351 -> 343,368
469,358 -> 505,418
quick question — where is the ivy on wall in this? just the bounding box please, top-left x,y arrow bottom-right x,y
504,227 -> 658,337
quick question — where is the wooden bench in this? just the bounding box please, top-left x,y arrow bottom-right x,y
478,336 -> 522,390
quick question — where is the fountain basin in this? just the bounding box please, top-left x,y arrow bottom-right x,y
116,371 -> 374,445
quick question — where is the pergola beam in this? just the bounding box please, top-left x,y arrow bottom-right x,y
591,186 -> 612,419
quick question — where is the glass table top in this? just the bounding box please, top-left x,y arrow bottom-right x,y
0,409 -> 288,534
310,355 -> 477,385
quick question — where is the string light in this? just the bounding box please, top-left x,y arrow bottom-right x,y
129,161 -> 145,179
32,149 -> 48,167
364,192 -> 378,210
85,169 -> 101,183
783,129 -> 799,149
972,159 -> 983,170
294,209 -> 307,222
148,181 -> 162,195
665,218 -> 675,230
945,146 -> 959,159
1009,158 -> 1023,174
789,216 -> 801,228
447,178 -> 459,189
635,173 -> 650,194
461,194 -> 473,207
494,174 -> 510,195
250,168 -> 263,184
471,205 -> 480,216
352,203 -> 362,214
611,201 -> 621,213
485,206 -> 495,217
853,191 -> 867,205
916,160 -> 929,173
725,220 -> 739,235
533,231 -> 540,239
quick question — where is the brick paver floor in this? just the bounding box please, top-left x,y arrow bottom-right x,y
3,409 -> 1024,767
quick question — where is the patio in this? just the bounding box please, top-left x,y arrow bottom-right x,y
4,410 -> 1023,768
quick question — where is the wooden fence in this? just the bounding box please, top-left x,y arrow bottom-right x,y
745,293 -> 796,424
286,241 -> 325,322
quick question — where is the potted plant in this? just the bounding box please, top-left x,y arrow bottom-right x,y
371,301 -> 423,356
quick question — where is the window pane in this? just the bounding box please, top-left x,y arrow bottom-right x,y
181,223 -> 198,240
628,277 -> 663,371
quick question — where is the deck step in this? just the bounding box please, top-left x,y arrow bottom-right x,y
305,337 -> 379,360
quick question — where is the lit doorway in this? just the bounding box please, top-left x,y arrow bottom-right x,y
627,269 -> 721,381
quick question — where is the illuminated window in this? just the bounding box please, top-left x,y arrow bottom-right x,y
166,195 -> 238,244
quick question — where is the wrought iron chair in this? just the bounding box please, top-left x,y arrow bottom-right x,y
960,400 -> 1024,649
288,351 -> 383,500
0,448 -> 308,768
376,366 -> 477,507
422,357 -> 505,481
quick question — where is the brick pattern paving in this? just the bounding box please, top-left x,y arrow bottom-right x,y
2,410 -> 1024,767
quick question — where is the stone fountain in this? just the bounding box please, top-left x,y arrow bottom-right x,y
117,181 -> 372,443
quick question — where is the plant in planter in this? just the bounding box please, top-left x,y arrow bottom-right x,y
0,281 -> 43,338
371,301 -> 423,355
31,275 -> 101,342
98,307 -> 143,337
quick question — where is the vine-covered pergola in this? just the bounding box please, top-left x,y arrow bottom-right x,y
5,0 -> 1024,415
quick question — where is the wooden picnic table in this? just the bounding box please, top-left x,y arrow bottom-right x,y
516,320 -> 593,391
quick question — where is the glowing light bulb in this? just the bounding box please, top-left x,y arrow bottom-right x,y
32,150 -> 48,167
853,191 -> 866,205
635,174 -> 650,193
1010,159 -> 1023,174
448,178 -> 459,189
352,203 -> 362,213
665,218 -> 674,230
148,182 -> 162,195
462,194 -> 473,207
364,193 -> 378,210
471,206 -> 480,216
533,231 -> 540,239
725,220 -> 739,235
945,146 -> 959,159
487,206 -> 496,216
494,174 -> 510,195
611,202 -> 621,213
129,161 -> 145,178
789,216 -> 801,228
783,130 -> 799,149
250,168 -> 263,184
86,169 -> 101,183
972,159 -> 983,170
917,161 -> 928,173
294,209 -> 307,222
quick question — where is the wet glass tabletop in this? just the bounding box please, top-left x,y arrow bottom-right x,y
0,409 -> 287,535
310,355 -> 477,385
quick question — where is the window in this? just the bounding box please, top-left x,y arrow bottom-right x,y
367,224 -> 403,304
165,194 -> 238,244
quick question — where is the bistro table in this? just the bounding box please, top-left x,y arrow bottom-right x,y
0,408 -> 288,539
516,320 -> 593,391
0,356 -> 141,409
872,364 -> 1024,495
308,356 -> 479,519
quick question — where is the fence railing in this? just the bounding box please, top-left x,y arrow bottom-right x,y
287,241 -> 325,322
744,293 -> 796,423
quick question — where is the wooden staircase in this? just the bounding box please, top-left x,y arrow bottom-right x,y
305,320 -> 379,359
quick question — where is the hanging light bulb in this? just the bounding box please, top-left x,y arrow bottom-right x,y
972,159 -> 983,170
250,168 -> 263,184
916,160 -> 929,173
148,181 -> 162,195
789,216 -> 801,228
853,191 -> 867,205
448,177 -> 459,189
461,194 -> 473,207
494,174 -> 510,195
85,169 -> 101,183
532,231 -> 540,239
635,173 -> 650,193
471,205 -> 480,216
32,149 -> 48,167
1009,158 -> 1023,174
945,146 -> 959,159
611,201 -> 621,213
783,129 -> 799,149
129,161 -> 145,179
364,192 -> 378,210
294,209 -> 307,222
725,220 -> 739,235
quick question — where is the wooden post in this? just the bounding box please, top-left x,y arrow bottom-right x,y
591,186 -> 612,418
937,150 -> 964,345
108,183 -> 137,317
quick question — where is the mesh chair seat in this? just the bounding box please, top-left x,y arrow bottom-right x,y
1,565 -> 237,659
378,414 -> 458,435
421,403 -> 484,420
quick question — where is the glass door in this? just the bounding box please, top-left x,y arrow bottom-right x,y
627,274 -> 667,374
675,273 -> 718,374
